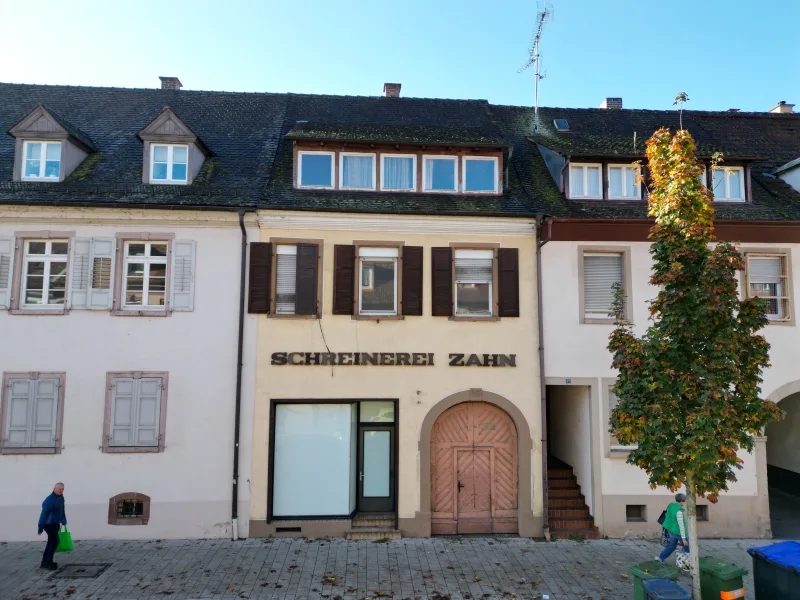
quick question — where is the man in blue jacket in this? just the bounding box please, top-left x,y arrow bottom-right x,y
38,482 -> 67,570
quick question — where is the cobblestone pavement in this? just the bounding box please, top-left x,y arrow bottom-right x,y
0,536 -> 769,600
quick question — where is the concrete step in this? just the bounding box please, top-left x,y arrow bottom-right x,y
550,517 -> 597,530
352,517 -> 394,528
346,527 -> 401,541
550,528 -> 602,540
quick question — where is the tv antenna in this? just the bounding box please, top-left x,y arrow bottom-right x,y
519,1 -> 550,132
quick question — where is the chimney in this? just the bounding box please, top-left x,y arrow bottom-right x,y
727,108 -> 740,113
769,101 -> 795,114
159,76 -> 183,91
383,83 -> 401,98
599,97 -> 623,110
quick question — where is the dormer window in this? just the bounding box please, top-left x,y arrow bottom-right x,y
463,157 -> 499,193
340,153 -> 376,190
569,163 -> 602,199
380,154 -> 416,191
607,164 -> 641,200
423,156 -> 457,192
23,142 -> 62,180
297,151 -> 335,188
712,166 -> 745,202
150,144 -> 188,183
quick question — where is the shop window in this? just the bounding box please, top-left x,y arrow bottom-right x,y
108,493 -> 151,525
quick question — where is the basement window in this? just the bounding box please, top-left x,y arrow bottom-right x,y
696,505 -> 709,521
108,493 -> 151,525
626,505 -> 647,522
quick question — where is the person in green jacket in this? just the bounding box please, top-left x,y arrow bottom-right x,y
657,493 -> 689,566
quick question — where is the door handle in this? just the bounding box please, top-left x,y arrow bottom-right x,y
360,472 -> 364,482
458,480 -> 465,491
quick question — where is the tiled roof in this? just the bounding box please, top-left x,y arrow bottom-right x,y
285,122 -> 506,147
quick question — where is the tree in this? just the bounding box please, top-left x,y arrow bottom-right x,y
608,125 -> 783,598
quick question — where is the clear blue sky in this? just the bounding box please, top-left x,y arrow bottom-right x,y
1,0 -> 798,112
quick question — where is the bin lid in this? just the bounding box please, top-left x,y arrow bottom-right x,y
699,556 -> 748,579
642,578 -> 691,599
628,560 -> 681,580
747,540 -> 800,573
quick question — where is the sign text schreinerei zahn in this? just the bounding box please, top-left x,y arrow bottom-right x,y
270,352 -> 516,368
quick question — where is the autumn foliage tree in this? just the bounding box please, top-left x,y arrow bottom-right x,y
608,126 -> 783,596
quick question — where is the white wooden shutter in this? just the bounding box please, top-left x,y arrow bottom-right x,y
110,378 -> 135,446
5,378 -> 32,447
32,378 -> 59,448
135,378 -> 162,447
0,236 -> 15,309
583,253 -> 623,317
69,238 -> 92,309
170,239 -> 196,311
88,238 -> 116,310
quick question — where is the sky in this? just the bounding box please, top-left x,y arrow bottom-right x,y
1,0 -> 798,112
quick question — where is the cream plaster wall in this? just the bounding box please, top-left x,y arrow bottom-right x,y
0,207 -> 258,541
250,214 -> 541,527
541,239 -> 800,519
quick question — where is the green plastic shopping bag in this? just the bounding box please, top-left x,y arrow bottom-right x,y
55,526 -> 73,552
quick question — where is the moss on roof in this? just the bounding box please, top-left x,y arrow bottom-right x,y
285,122 -> 505,147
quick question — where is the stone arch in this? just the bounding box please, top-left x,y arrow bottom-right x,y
767,379 -> 800,405
411,388 -> 538,537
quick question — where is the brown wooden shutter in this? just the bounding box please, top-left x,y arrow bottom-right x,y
498,247 -> 520,317
333,245 -> 356,315
294,243 -> 319,316
248,242 -> 272,314
402,246 -> 423,316
431,247 -> 453,317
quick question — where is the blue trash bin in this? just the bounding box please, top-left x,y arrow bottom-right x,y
748,540 -> 800,600
642,578 -> 691,600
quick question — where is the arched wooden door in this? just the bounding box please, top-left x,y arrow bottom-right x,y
431,402 -> 518,534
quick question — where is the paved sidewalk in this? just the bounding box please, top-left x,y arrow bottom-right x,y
0,536 -> 766,600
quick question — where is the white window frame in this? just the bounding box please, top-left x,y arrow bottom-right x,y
297,150 -> 335,189
699,165 -> 707,188
380,153 -> 417,192
462,156 -> 499,194
422,155 -> 458,193
454,248 -> 494,318
21,141 -> 61,181
745,252 -> 793,323
149,144 -> 189,184
103,372 -> 168,453
0,372 -> 65,454
338,152 -> 377,191
711,166 -> 746,202
606,164 -> 641,200
21,239 -> 69,308
122,241 -> 169,310
275,244 -> 298,315
568,163 -> 603,199
358,247 -> 398,316
608,385 -> 638,454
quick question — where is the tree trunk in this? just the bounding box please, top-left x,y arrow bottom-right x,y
686,478 -> 702,599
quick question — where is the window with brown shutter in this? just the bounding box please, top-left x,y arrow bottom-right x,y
248,242 -> 272,314
294,244 -> 319,316
431,247 -> 453,316
497,248 -> 520,317
402,246 -> 423,316
333,245 -> 356,315
267,239 -> 323,318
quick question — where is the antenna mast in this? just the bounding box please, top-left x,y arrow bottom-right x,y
519,2 -> 550,132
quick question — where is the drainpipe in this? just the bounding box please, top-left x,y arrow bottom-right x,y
535,213 -> 551,538
232,209 -> 248,540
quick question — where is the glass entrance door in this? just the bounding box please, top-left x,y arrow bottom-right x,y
358,427 -> 395,512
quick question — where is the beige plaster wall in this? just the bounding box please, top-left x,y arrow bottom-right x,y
250,219 -> 541,529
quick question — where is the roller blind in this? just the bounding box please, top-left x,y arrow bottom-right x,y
583,253 -> 623,317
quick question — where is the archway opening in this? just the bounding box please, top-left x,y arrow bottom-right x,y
766,391 -> 800,539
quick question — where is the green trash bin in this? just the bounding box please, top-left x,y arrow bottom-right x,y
699,556 -> 747,599
628,561 -> 681,600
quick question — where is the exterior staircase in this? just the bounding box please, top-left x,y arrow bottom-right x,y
548,457 -> 601,540
346,513 -> 401,541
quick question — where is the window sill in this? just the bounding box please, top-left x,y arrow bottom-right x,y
296,184 -> 335,190
450,315 -> 499,322
112,309 -> 170,318
354,314 -> 403,321
608,447 -> 636,458
379,187 -> 416,193
269,313 -> 319,320
109,518 -> 150,526
1,446 -> 60,455
148,180 -> 188,186
764,318 -> 795,327
9,308 -> 68,316
713,199 -> 746,204
583,317 -> 618,324
103,446 -> 162,454
608,196 -> 643,201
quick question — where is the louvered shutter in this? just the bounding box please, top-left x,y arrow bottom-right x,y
69,238 -> 92,309
583,253 -> 623,317
0,236 -> 15,309
401,246 -> 423,316
88,237 -> 116,310
498,248 -> 520,317
170,239 -> 196,311
333,245 -> 356,315
110,378 -> 135,446
32,378 -> 59,448
5,378 -> 32,447
135,378 -> 161,447
248,242 -> 272,314
431,247 -> 453,316
295,244 -> 319,316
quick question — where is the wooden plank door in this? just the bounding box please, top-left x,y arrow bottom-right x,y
455,448 -> 493,534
